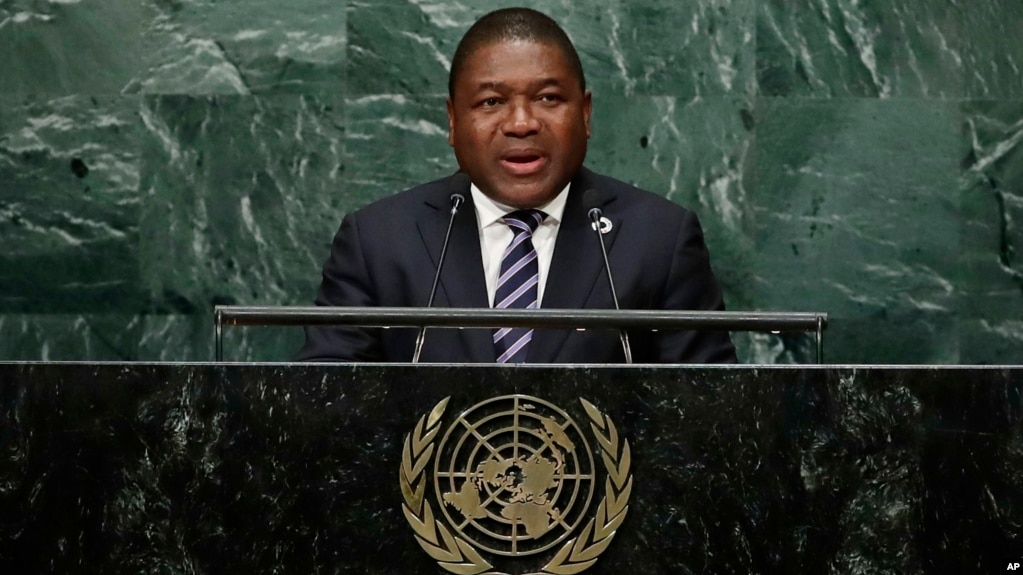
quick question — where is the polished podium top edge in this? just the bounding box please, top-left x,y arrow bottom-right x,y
213,306 -> 829,331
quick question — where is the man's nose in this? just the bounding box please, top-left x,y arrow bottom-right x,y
502,102 -> 541,137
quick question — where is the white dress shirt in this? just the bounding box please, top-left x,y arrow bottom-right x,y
470,183 -> 570,307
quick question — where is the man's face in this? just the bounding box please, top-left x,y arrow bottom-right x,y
447,40 -> 592,209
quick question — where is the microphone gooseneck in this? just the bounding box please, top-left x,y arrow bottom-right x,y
412,173 -> 470,363
582,189 -> 633,364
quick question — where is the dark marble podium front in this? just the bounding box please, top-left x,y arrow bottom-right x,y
1,363 -> 1020,573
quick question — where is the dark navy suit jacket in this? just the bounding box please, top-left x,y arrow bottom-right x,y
296,168 -> 737,363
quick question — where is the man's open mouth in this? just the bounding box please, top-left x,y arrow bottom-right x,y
500,151 -> 546,175
505,154 -> 542,164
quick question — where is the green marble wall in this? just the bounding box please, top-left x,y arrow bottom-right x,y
1,0 -> 1020,364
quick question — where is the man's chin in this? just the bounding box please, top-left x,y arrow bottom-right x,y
497,185 -> 560,209
471,171 -> 565,208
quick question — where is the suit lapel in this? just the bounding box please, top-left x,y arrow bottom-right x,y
528,170 -> 622,363
416,179 -> 495,362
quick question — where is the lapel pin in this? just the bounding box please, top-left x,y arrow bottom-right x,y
591,216 -> 613,235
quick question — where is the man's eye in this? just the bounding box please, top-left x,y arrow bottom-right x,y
482,98 -> 500,107
539,94 -> 562,104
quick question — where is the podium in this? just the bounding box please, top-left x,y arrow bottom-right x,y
1,362 -> 1020,573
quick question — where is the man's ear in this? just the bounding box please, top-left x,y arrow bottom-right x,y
446,97 -> 456,147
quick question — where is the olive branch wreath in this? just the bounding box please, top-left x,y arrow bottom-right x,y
399,397 -> 632,575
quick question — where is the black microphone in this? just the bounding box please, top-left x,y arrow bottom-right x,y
412,172 -> 470,363
582,189 -> 633,364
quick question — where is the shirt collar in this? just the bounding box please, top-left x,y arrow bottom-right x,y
470,182 -> 571,227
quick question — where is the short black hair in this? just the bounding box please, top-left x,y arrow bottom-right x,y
448,8 -> 586,99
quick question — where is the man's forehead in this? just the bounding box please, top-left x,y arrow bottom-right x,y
464,38 -> 567,62
472,77 -> 566,92
455,41 -> 579,86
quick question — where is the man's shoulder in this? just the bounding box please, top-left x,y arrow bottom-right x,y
579,168 -> 690,215
348,174 -> 456,219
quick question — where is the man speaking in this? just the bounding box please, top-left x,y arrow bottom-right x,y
296,7 -> 737,364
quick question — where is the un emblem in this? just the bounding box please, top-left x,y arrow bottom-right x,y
399,395 -> 633,574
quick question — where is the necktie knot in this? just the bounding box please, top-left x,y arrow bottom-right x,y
501,209 -> 546,236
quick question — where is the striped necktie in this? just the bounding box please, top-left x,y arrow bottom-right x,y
493,209 -> 547,363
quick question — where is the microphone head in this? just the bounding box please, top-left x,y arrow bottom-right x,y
450,192 -> 465,210
449,172 -> 471,210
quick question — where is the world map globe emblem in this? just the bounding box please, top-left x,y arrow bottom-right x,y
433,395 -> 596,556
